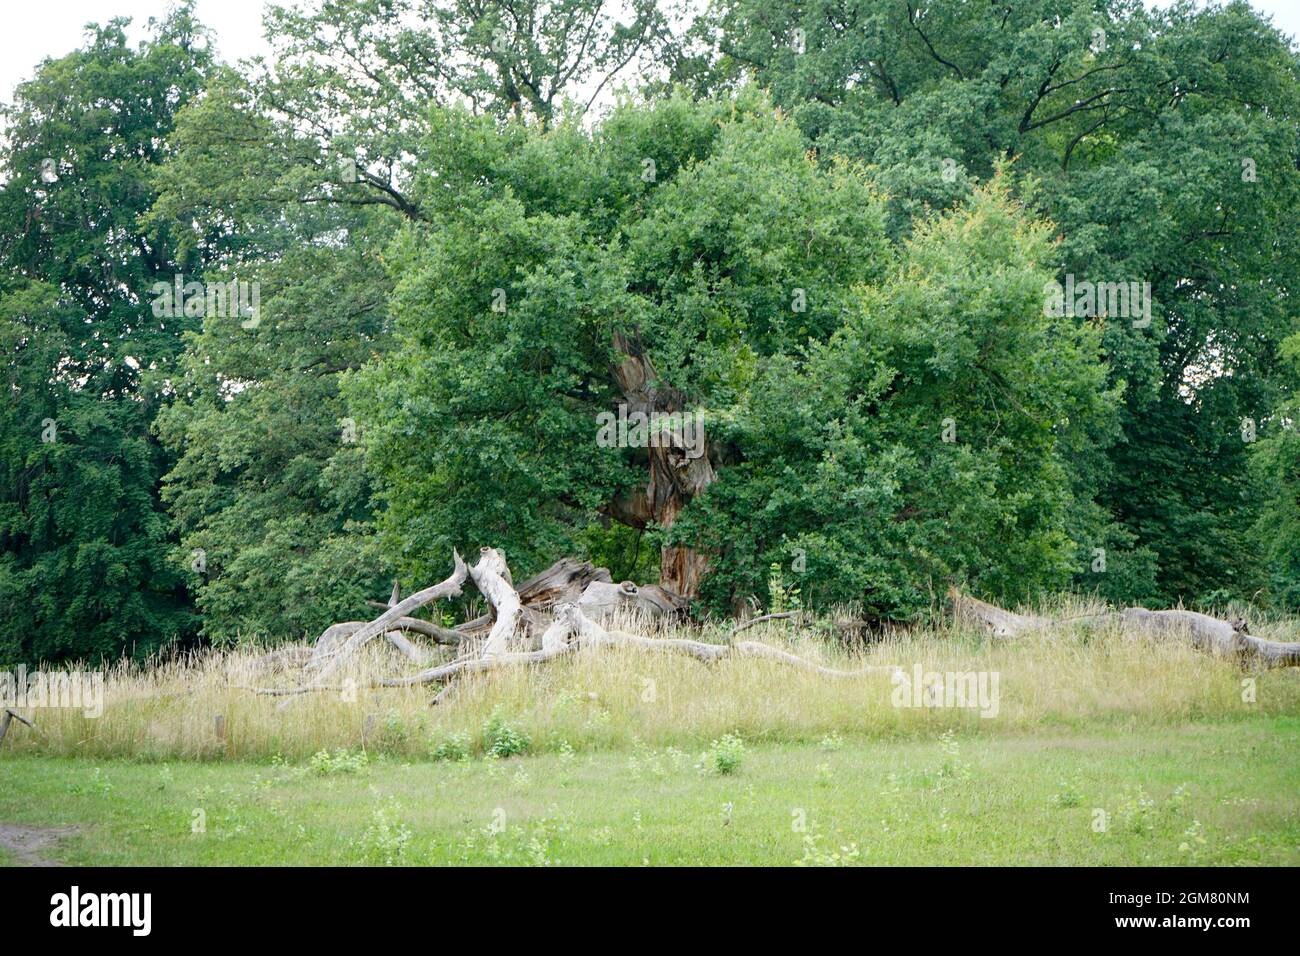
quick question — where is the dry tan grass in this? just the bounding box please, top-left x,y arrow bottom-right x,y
8,597 -> 1299,760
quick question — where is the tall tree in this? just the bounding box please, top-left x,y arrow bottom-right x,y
347,91 -> 1115,619
149,69 -> 402,643
699,0 -> 1300,606
0,7 -> 214,663
223,0 -> 679,226
146,0 -> 685,642
1251,332 -> 1300,609
262,0 -> 673,127
347,90 -> 889,598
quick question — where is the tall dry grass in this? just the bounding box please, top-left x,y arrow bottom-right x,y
6,596 -> 1299,761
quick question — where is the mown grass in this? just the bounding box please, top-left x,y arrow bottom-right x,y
1,716 -> 1297,865
7,598 -> 1300,761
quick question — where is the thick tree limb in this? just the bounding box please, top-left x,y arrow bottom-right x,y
577,579 -> 684,621
451,558 -> 610,637
387,617 -> 464,645
455,613 -> 493,635
1116,608 -> 1300,667
606,329 -> 716,598
470,548 -> 521,660
517,558 -> 611,611
309,617 -> 463,664
305,551 -> 467,686
950,590 -> 1051,637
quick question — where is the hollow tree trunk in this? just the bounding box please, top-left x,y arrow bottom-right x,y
603,329 -> 716,600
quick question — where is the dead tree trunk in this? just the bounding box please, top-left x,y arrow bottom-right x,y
577,579 -> 687,620
298,552 -> 616,671
516,557 -> 612,612
296,551 -> 656,678
950,588 -> 1300,668
452,556 -> 613,635
603,329 -> 716,600
249,549 -> 895,698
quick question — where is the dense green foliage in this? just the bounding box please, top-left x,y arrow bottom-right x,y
2,0 -> 1298,661
0,10 -> 213,662
1250,330 -> 1300,608
147,67 -> 400,644
679,175 -> 1121,617
694,0 -> 1300,605
349,92 -> 892,591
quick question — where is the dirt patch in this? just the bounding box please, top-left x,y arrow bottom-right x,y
0,823 -> 81,867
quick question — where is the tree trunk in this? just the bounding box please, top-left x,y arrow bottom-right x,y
604,329 -> 716,600
516,557 -> 611,611
577,579 -> 688,620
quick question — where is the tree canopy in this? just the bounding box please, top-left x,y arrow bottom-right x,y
2,0 -> 1297,663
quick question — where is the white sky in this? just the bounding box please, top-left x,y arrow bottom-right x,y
0,0 -> 1297,107
1,1 -> 273,104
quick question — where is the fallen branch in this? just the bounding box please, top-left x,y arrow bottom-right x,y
1117,608 -> 1300,667
450,558 -> 614,635
565,605 -> 894,677
378,645 -> 578,687
304,551 -> 467,686
950,590 -> 1052,637
307,618 -> 461,668
384,617 -> 464,645
356,580 -> 468,658
518,558 -> 613,611
250,547 -> 898,699
949,587 -> 1300,668
577,579 -> 685,621
249,601 -> 894,696
384,630 -> 436,665
0,708 -> 37,745
731,611 -> 801,636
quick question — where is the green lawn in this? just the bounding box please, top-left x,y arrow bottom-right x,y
2,716 -> 1297,865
